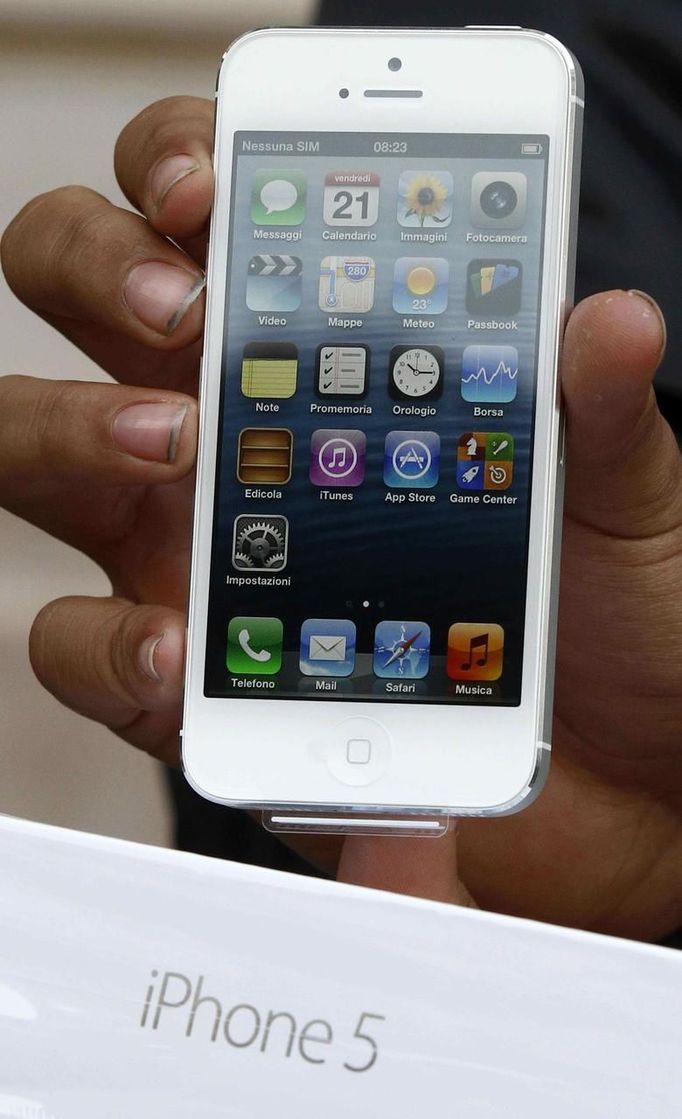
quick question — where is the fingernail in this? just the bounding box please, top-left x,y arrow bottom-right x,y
627,290 -> 667,366
150,154 -> 199,210
112,402 -> 188,463
124,262 -> 205,336
139,633 -> 164,683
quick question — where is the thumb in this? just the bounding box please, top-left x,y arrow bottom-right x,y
336,828 -> 477,907
562,289 -> 681,536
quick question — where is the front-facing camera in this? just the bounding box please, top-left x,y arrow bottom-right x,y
388,57 -> 402,71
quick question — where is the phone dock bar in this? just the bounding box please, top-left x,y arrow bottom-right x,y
263,811 -> 452,838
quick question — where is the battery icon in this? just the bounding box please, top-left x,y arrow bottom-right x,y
522,142 -> 543,155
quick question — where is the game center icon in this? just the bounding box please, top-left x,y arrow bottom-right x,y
456,432 -> 514,491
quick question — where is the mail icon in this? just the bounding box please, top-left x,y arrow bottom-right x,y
310,634 -> 346,661
299,619 -> 356,678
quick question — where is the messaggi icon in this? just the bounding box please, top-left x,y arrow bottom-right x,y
299,618 -> 357,677
250,170 -> 306,225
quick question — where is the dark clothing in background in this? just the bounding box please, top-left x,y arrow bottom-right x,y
169,5 -> 682,946
318,0 -> 682,420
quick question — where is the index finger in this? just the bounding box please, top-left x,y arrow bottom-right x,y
114,95 -> 215,242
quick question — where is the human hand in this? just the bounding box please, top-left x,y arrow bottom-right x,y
2,98 -> 680,938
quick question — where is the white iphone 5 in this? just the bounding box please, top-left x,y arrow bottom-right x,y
182,27 -> 583,829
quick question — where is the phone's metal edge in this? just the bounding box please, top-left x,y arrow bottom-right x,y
182,741 -> 551,822
533,34 -> 584,758
182,27 -> 584,828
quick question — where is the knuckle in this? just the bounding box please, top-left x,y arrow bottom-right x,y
1,186 -> 111,304
115,96 -> 212,182
45,191 -> 116,284
28,380 -> 82,476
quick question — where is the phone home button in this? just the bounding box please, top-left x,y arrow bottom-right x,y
326,717 -> 392,786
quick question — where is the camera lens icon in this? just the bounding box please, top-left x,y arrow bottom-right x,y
471,171 -> 527,229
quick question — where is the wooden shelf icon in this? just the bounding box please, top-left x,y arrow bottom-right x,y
237,428 -> 293,485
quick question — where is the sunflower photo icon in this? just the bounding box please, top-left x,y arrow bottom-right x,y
397,171 -> 453,228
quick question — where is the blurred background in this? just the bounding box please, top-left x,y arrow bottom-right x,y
0,1 -> 314,846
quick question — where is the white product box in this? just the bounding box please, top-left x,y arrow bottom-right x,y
0,812 -> 679,1117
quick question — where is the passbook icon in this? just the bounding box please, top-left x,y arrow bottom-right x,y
299,619 -> 356,677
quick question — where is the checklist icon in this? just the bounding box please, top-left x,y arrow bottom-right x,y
316,344 -> 369,396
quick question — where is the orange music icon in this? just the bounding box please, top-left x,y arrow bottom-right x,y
447,623 -> 504,681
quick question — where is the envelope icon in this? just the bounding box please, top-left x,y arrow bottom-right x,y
309,634 -> 347,661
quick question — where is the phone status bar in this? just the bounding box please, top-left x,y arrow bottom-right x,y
237,133 -> 549,160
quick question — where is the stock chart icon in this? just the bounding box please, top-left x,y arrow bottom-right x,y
461,345 -> 518,403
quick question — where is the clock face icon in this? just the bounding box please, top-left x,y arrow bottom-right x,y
389,346 -> 444,400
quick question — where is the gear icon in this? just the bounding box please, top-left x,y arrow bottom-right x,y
232,515 -> 288,572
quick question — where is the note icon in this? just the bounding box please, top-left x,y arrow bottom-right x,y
241,342 -> 298,399
447,623 -> 504,682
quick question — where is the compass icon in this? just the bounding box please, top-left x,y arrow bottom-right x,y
373,621 -> 431,679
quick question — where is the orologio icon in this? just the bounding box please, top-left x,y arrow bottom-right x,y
389,345 -> 444,400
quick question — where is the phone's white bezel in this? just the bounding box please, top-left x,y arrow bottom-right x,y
182,28 -> 581,815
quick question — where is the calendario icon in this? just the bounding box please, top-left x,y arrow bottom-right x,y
323,171 -> 380,226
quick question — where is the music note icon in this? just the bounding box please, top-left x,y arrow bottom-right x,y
328,445 -> 347,471
310,429 -> 366,488
461,632 -> 489,671
447,623 -> 504,682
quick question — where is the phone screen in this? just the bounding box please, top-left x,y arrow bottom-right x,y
203,131 -> 548,706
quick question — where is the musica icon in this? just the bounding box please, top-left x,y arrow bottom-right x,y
309,429 -> 366,487
447,622 -> 504,681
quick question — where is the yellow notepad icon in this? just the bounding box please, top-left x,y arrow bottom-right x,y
241,343 -> 298,399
